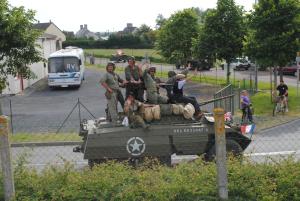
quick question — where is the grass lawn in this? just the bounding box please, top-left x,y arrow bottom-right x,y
84,49 -> 164,62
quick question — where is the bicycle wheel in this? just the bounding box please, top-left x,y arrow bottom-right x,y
273,103 -> 278,116
281,103 -> 286,115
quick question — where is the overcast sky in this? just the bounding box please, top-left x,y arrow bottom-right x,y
8,0 -> 255,33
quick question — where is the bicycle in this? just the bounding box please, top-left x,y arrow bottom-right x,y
272,95 -> 287,116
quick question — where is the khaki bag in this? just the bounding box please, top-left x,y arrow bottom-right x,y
152,105 -> 161,120
144,107 -> 153,122
183,103 -> 195,119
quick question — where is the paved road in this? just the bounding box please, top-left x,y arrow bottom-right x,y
1,69 -> 110,133
244,118 -> 300,163
0,68 -> 217,133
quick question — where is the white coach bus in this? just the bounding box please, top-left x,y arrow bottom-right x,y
48,47 -> 85,88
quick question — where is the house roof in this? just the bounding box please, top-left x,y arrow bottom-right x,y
33,22 -> 51,30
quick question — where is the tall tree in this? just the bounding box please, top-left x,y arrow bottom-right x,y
0,0 -> 43,113
0,1 -> 43,90
192,9 -> 217,66
194,0 -> 245,84
245,0 -> 300,81
155,14 -> 166,29
156,9 -> 199,64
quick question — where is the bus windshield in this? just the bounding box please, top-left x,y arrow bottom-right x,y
48,57 -> 80,73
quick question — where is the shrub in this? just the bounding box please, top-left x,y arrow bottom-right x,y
1,157 -> 299,200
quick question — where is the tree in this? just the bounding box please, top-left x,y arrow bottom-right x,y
194,0 -> 245,84
156,9 -> 199,64
134,24 -> 155,46
192,9 -> 217,66
155,14 -> 166,29
0,0 -> 43,113
245,0 -> 300,82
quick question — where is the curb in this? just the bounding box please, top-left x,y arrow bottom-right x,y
258,117 -> 300,132
11,141 -> 81,148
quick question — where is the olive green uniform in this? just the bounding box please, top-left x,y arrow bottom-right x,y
124,65 -> 144,101
100,72 -> 124,123
124,100 -> 147,128
143,70 -> 168,104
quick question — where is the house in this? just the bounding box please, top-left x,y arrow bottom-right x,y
75,24 -> 99,40
118,23 -> 137,35
2,21 -> 66,95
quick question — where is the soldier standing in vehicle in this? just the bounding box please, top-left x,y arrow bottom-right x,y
100,62 -> 127,123
124,56 -> 144,102
142,65 -> 168,104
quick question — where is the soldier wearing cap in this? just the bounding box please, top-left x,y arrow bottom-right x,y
100,62 -> 127,123
124,56 -> 144,102
165,69 -> 189,102
142,65 -> 168,104
172,72 -> 203,119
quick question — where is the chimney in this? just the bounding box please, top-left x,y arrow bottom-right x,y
127,23 -> 133,28
80,25 -> 83,30
84,24 -> 87,29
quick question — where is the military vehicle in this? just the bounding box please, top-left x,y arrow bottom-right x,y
74,101 -> 251,167
110,49 -> 128,63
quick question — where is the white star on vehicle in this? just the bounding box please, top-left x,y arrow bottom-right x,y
126,137 -> 146,156
130,139 -> 142,152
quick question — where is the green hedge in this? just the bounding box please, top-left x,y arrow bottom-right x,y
1,157 -> 300,201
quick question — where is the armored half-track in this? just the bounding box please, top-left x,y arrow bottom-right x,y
74,113 -> 251,166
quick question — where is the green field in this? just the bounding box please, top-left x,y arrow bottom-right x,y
84,49 -> 165,63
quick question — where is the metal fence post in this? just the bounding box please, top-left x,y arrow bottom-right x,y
9,100 -> 13,135
213,108 -> 228,200
78,98 -> 81,125
0,115 -> 15,201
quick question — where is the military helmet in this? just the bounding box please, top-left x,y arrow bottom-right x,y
149,67 -> 156,73
106,62 -> 116,70
168,71 -> 176,78
127,56 -> 135,61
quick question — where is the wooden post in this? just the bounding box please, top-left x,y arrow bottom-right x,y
213,108 -> 228,200
0,116 -> 15,201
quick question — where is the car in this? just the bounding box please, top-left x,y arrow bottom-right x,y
278,62 -> 298,76
187,59 -> 212,71
230,58 -> 251,71
74,110 -> 251,167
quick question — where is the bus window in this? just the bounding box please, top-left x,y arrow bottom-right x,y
48,57 -> 79,73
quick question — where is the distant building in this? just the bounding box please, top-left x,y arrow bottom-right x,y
63,31 -> 75,39
118,23 -> 137,35
2,21 -> 66,95
75,24 -> 99,40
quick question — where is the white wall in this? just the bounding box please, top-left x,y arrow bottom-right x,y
2,38 -> 57,95
2,22 -> 65,95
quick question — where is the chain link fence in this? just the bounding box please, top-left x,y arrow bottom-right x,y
0,63 -> 298,172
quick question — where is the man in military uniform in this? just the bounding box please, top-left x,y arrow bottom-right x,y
100,62 -> 127,123
124,56 -> 144,102
124,93 -> 149,129
142,65 -> 168,104
165,69 -> 189,103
